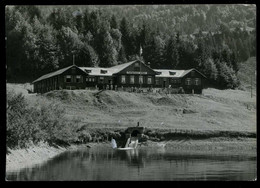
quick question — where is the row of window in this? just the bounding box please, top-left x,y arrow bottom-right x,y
64,75 -> 201,86
86,77 -> 95,82
154,78 -> 201,85
121,75 -> 152,84
65,75 -> 83,83
155,78 -> 181,85
185,78 -> 201,85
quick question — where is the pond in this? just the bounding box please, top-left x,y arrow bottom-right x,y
6,146 -> 256,181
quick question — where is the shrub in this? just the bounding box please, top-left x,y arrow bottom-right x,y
6,89 -> 78,149
6,89 -> 39,148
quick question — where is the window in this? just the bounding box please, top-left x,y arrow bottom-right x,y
155,78 -> 160,85
194,78 -> 201,85
130,75 -> 135,84
65,75 -> 72,83
87,77 -> 95,82
185,78 -> 191,85
147,77 -> 152,84
121,75 -> 126,84
85,69 -> 92,73
172,79 -> 180,84
100,69 -> 107,74
169,71 -> 176,76
139,76 -> 143,84
76,75 -> 82,83
99,77 -> 104,83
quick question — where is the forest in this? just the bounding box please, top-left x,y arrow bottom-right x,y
5,5 -> 256,89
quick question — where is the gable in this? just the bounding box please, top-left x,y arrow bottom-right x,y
115,60 -> 156,75
62,65 -> 89,76
182,69 -> 207,78
32,65 -> 87,83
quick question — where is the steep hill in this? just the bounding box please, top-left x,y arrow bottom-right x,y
7,84 -> 256,134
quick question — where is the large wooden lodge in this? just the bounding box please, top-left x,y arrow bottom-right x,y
32,60 -> 206,94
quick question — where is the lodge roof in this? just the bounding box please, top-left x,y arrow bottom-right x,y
154,68 -> 206,78
32,60 -> 206,83
32,61 -> 139,83
154,69 -> 186,78
78,67 -> 118,76
78,61 -> 139,76
32,65 -> 77,83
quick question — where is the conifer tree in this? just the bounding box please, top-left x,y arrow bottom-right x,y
110,14 -> 118,29
120,17 -> 133,59
96,23 -> 117,67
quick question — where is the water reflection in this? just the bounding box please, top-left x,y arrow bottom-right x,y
6,146 -> 256,181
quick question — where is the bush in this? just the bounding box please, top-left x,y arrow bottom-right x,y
6,89 -> 78,149
6,89 -> 39,148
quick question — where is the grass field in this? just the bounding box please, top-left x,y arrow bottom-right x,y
7,83 -> 256,134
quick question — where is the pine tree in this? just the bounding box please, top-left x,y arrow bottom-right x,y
47,8 -> 73,30
96,25 -> 117,67
110,28 -> 122,52
118,46 -> 127,64
82,8 -> 90,35
120,17 -> 133,59
77,43 -> 99,67
216,61 -> 238,89
110,14 -> 118,29
14,5 -> 42,22
56,26 -> 83,68
6,10 -> 35,82
74,11 -> 83,34
229,51 -> 239,73
201,58 -> 218,85
195,37 -> 209,70
88,10 -> 102,38
165,34 -> 179,69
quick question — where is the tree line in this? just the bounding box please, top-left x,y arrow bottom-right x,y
6,5 -> 256,89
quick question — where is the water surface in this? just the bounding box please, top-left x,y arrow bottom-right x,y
6,146 -> 256,181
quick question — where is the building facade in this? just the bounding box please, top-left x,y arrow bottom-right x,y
32,60 -> 206,94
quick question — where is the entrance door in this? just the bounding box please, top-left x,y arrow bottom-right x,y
163,81 -> 166,88
108,80 -> 112,90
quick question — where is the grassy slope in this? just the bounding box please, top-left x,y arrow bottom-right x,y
7,83 -> 256,134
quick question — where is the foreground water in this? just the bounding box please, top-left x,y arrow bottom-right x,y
6,146 -> 256,181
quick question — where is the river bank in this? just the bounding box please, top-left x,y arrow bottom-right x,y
5,142 -> 98,173
6,137 -> 256,174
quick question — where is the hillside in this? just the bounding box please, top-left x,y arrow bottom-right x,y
7,84 -> 256,134
36,4 -> 256,35
6,5 -> 256,87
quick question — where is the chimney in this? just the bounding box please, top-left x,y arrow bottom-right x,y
147,62 -> 151,68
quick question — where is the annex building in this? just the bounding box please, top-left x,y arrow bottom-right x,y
32,60 -> 206,94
